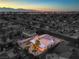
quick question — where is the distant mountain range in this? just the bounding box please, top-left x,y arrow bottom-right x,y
0,8 -> 40,12
0,8 -> 78,13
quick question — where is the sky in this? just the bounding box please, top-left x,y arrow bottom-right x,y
0,0 -> 79,11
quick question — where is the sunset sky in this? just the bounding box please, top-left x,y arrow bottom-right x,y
0,0 -> 79,11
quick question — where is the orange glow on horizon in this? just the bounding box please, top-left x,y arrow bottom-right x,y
0,2 -> 59,11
